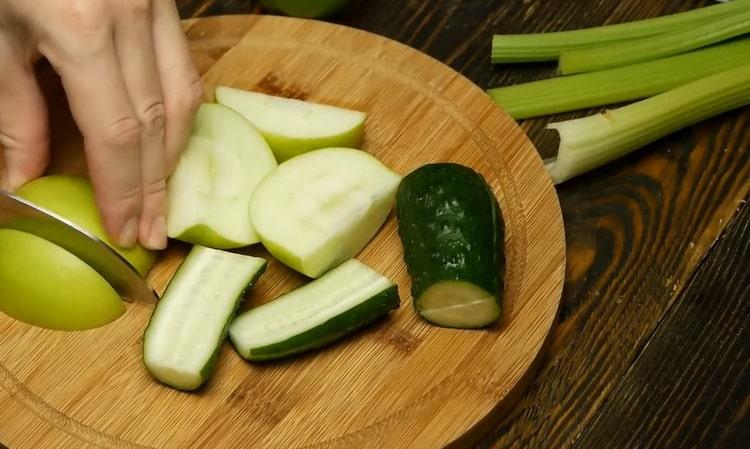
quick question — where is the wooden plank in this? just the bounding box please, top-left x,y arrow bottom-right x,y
570,203 -> 749,449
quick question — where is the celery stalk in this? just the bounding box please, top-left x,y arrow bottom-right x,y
545,64 -> 750,185
488,39 -> 750,119
559,10 -> 750,74
490,1 -> 748,63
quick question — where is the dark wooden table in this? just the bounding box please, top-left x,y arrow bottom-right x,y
176,1 -> 749,448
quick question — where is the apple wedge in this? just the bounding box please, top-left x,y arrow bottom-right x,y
250,148 -> 401,278
167,103 -> 277,249
215,86 -> 366,162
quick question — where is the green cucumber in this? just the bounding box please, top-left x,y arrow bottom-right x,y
143,246 -> 266,390
228,259 -> 399,361
396,163 -> 504,328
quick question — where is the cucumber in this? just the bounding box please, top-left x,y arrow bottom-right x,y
396,163 -> 504,328
250,148 -> 401,278
143,246 -> 266,390
228,259 -> 399,361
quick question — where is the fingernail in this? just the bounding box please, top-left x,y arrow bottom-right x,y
145,215 -> 167,250
118,217 -> 139,248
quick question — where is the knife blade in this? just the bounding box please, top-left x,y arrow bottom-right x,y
0,189 -> 158,303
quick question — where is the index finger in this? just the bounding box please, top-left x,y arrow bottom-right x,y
51,39 -> 142,248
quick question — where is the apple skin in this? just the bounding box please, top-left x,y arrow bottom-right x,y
258,0 -> 351,18
215,87 -> 366,163
0,175 -> 156,330
0,229 -> 125,330
16,175 -> 155,275
258,123 -> 363,162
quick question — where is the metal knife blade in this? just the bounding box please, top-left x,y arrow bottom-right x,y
0,189 -> 158,303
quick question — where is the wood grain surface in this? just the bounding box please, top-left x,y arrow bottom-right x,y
174,1 -> 750,449
1,1 -> 747,449
0,15 -> 564,449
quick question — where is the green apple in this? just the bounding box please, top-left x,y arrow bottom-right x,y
167,103 -> 277,249
250,148 -> 401,278
258,0 -> 351,18
0,229 -> 124,330
16,175 -> 155,275
0,175 -> 157,330
215,86 -> 366,162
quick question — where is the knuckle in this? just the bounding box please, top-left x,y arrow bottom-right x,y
138,102 -> 166,137
98,184 -> 141,208
102,117 -> 140,149
143,178 -> 167,197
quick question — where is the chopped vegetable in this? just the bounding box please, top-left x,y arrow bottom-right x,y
167,103 -> 277,249
250,147 -> 401,278
215,86 -> 366,162
546,64 -> 750,184
143,246 -> 266,391
229,259 -> 399,361
491,1 -> 747,63
488,39 -> 750,119
396,163 -> 504,328
559,10 -> 750,74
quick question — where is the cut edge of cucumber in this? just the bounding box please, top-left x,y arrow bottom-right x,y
143,246 -> 267,391
415,280 -> 501,329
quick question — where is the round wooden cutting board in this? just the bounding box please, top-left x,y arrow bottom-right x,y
0,15 -> 564,449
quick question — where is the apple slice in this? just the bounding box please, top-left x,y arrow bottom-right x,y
215,86 -> 366,162
167,103 -> 277,249
0,175 -> 155,330
250,148 -> 401,278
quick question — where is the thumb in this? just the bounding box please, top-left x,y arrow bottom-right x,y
0,35 -> 49,191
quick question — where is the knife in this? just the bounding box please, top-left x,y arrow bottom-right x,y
0,189 -> 158,303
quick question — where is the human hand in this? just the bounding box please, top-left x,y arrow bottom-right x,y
0,0 -> 201,249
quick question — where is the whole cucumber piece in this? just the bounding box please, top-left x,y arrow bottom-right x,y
396,163 -> 504,328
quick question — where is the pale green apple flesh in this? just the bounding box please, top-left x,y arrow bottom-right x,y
250,148 -> 401,278
0,175 -> 156,330
167,103 -> 277,249
215,86 -> 366,162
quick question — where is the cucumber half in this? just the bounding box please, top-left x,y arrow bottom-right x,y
228,259 -> 399,361
396,163 -> 505,328
143,246 -> 267,390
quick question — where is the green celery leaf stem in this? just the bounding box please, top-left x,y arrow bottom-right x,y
490,0 -> 749,63
546,64 -> 750,184
559,9 -> 750,74
488,38 -> 750,119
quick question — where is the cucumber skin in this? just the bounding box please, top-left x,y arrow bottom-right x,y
233,285 -> 399,361
143,256 -> 267,391
396,163 -> 505,318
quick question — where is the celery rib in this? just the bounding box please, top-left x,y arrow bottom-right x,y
559,10 -> 750,74
490,1 -> 749,63
488,39 -> 750,119
545,64 -> 750,185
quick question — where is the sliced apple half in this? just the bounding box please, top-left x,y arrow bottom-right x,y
0,175 -> 154,330
167,103 -> 277,249
215,86 -> 366,162
250,148 -> 401,278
